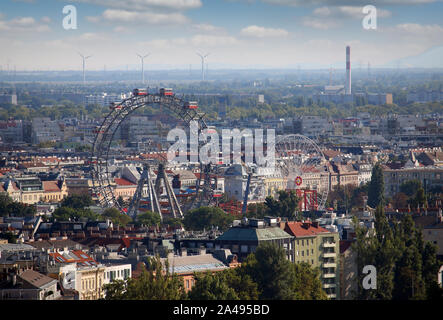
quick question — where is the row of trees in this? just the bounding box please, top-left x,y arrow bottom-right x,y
244,190 -> 301,220
353,205 -> 442,299
104,242 -> 327,300
353,163 -> 442,299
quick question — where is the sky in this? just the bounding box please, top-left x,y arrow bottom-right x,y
0,0 -> 442,71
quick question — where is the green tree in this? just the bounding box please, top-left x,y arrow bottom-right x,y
61,194 -> 93,209
187,271 -> 239,300
102,207 -> 132,226
246,203 -> 269,219
400,180 -> 422,197
353,206 -> 396,300
183,207 -> 234,231
0,194 -> 36,217
103,279 -> 127,300
242,242 -> 296,300
104,256 -> 186,300
391,192 -> 409,210
221,267 -> 259,300
52,207 -> 99,222
354,208 -> 441,300
368,163 -> 385,208
136,211 -> 161,227
410,188 -> 427,209
292,262 -> 328,300
264,190 -> 300,219
162,217 -> 184,229
0,194 -> 13,215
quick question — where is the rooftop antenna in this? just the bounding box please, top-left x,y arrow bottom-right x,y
78,52 -> 92,85
137,52 -> 150,85
196,52 -> 210,81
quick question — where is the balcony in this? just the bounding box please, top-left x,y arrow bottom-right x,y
323,273 -> 336,279
322,242 -> 336,248
322,283 -> 336,289
323,262 -> 337,268
323,252 -> 336,258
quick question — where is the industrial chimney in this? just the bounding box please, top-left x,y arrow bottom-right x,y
345,46 -> 351,95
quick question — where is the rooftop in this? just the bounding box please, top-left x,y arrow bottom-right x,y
282,221 -> 332,237
216,225 -> 292,242
18,269 -> 56,289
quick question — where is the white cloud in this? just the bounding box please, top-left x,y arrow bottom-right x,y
393,23 -> 443,35
302,5 -> 391,29
191,34 -> 239,46
191,23 -> 225,34
240,25 -> 289,37
239,0 -> 438,6
302,17 -> 340,29
113,26 -> 131,33
0,15 -> 50,33
71,0 -> 202,11
41,16 -> 51,23
90,9 -> 190,25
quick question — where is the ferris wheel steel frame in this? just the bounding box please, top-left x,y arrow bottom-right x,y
91,92 -> 208,212
275,134 -> 329,211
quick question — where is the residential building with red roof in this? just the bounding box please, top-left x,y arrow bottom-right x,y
46,249 -> 105,300
113,178 -> 137,200
280,220 -> 340,300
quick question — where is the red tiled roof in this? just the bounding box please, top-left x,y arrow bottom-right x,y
283,221 -> 330,237
43,181 -> 61,192
114,178 -> 136,186
49,250 -> 99,267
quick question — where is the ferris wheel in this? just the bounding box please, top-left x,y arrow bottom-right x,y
90,88 -> 216,219
275,134 -> 329,211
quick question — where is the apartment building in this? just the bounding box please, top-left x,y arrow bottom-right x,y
280,220 -> 340,300
31,117 -> 63,144
383,166 -> 443,197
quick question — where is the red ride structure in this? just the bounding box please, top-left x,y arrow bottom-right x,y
296,189 -> 318,211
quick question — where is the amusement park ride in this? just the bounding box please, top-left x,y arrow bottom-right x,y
90,88 -> 329,222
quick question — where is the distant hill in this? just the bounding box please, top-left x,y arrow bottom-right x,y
387,46 -> 443,69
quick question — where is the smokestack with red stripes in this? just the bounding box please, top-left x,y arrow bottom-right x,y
345,46 -> 351,95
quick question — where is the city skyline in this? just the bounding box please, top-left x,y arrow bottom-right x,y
0,0 -> 442,71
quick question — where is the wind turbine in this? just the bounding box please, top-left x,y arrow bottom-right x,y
137,53 -> 150,84
196,52 -> 210,81
78,52 -> 92,85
